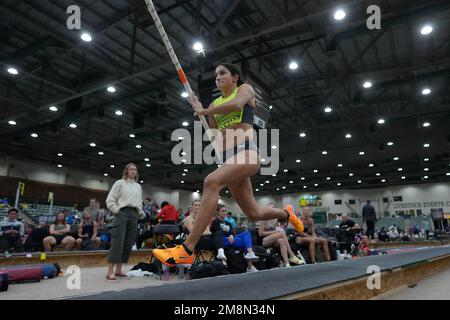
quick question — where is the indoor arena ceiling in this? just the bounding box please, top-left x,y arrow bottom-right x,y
1,0 -> 450,195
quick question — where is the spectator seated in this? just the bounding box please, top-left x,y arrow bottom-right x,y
24,223 -> 49,252
377,227 -> 390,242
0,208 -> 25,254
387,225 -> 400,241
42,212 -> 75,252
349,234 -> 371,257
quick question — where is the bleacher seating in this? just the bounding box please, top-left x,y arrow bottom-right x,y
326,218 -> 364,228
0,204 -> 82,225
325,216 -> 434,231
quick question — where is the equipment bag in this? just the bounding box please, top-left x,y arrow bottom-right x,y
190,260 -> 229,279
224,248 -> 247,274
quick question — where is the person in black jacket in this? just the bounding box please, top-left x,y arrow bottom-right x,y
362,200 -> 377,240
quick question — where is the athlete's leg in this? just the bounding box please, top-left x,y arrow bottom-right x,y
152,159 -> 258,266
228,177 -> 303,232
183,162 -> 259,252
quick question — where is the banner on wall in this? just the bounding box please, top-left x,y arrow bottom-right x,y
431,208 -> 444,220
299,195 -> 322,207
18,182 -> 25,196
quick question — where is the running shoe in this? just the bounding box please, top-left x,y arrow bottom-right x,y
153,245 -> 195,267
284,204 -> 304,233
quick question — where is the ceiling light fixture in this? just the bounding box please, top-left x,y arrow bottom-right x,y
363,81 -> 372,88
422,88 -> 431,95
289,61 -> 298,70
420,25 -> 433,35
334,9 -> 346,20
7,67 -> 19,75
81,32 -> 92,42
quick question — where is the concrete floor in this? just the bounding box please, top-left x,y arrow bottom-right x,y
2,264 -> 449,300
380,267 -> 450,300
0,266 -> 182,300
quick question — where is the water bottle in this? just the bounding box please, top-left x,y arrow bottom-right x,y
178,265 -> 185,280
163,269 -> 170,281
162,264 -> 170,281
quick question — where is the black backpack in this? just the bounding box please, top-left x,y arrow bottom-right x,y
81,238 -> 98,251
190,261 -> 229,279
224,248 -> 247,274
253,247 -> 283,270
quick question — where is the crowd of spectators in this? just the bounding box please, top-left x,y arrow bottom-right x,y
0,195 -> 445,272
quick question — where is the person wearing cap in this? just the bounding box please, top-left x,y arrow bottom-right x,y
0,208 -> 25,253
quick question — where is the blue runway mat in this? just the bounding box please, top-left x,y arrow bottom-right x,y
67,245 -> 450,300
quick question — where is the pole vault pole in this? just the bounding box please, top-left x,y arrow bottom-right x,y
144,0 -> 222,164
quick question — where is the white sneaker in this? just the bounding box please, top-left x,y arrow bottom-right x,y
289,255 -> 304,265
216,251 -> 227,261
246,266 -> 258,273
244,252 -> 259,261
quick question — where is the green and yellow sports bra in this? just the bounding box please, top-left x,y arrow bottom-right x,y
212,87 -> 254,130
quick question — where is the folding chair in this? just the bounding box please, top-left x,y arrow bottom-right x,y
194,249 -> 214,264
152,224 -> 182,248
150,224 -> 182,280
